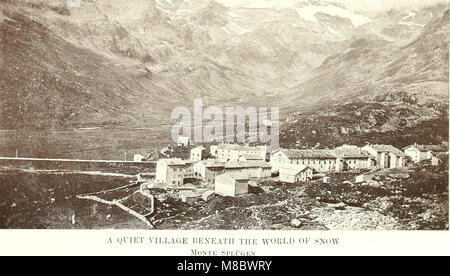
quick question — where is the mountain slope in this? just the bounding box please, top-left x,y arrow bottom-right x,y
0,5 -> 196,130
0,0 -> 448,136
0,0 -> 271,129
281,8 -> 448,113
279,10 -> 449,149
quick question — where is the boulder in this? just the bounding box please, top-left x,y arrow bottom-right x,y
422,211 -> 433,221
291,219 -> 302,228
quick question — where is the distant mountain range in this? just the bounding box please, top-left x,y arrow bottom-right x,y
0,0 -> 448,149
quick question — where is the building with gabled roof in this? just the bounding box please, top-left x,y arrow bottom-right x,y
279,165 -> 313,183
216,143 -> 268,163
179,190 -> 200,203
270,149 -> 339,173
362,144 -> 406,169
238,154 -> 264,162
334,147 -> 374,171
403,144 -> 448,163
155,158 -> 187,186
224,160 -> 271,179
363,144 -> 404,155
214,173 -> 249,197
193,159 -> 225,184
190,146 -> 207,162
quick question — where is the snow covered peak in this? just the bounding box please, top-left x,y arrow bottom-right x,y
216,0 -> 371,27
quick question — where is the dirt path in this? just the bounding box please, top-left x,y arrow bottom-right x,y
1,167 -> 136,178
76,195 -> 155,228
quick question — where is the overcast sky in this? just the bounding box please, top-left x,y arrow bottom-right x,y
217,0 -> 448,12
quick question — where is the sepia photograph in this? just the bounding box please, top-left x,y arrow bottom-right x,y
0,0 -> 448,233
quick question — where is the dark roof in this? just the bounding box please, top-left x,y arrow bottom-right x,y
334,149 -> 371,159
279,165 -> 312,175
225,161 -> 271,169
364,145 -> 404,156
203,160 -> 225,168
276,149 -> 337,159
240,154 -> 264,160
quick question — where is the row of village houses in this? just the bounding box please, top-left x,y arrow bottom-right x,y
142,142 -> 447,197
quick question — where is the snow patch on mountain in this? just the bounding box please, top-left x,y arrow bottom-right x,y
403,11 -> 417,19
217,0 -> 370,27
296,4 -> 370,26
399,21 -> 425,27
323,23 -> 343,39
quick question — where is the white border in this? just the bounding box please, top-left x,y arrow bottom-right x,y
0,230 -> 449,256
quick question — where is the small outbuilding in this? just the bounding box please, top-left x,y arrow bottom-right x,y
279,166 -> 313,183
179,191 -> 199,203
214,173 -> 249,197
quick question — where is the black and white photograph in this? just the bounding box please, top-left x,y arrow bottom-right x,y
0,0 -> 448,234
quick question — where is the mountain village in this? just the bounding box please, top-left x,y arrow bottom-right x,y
134,138 -> 447,205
